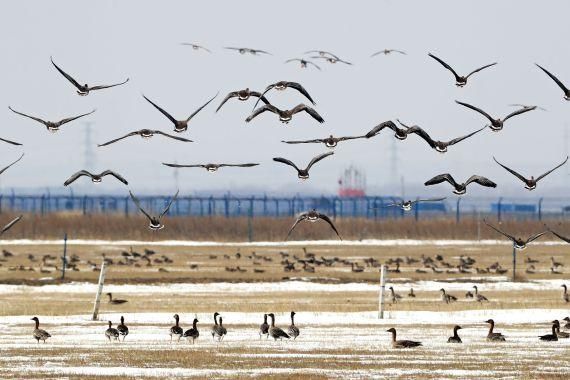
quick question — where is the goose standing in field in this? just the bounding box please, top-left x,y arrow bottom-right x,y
31,317 -> 51,343
428,53 -> 497,87
447,325 -> 463,343
106,293 -> 128,305
472,286 -> 489,302
129,190 -> 178,230
63,170 -> 128,186
162,162 -> 259,172
267,313 -> 290,340
286,209 -> 341,240
8,106 -> 95,133
493,156 -> 568,190
389,286 -> 402,304
217,317 -> 227,341
105,321 -> 120,342
483,219 -> 548,250
51,57 -> 129,96
386,328 -> 422,348
553,320 -> 569,338
539,321 -> 559,341
288,311 -> 300,340
371,49 -> 406,57
536,63 -> 570,100
211,312 -> 226,341
253,81 -> 315,110
398,119 -> 486,153
561,285 -> 570,303
383,197 -> 446,212
224,47 -> 271,55
245,103 -> 324,124
183,318 -> 199,344
424,174 -> 496,195
216,88 -> 269,112
440,288 -> 458,304
180,42 -> 211,52
273,152 -> 334,180
143,93 -> 217,133
98,129 -> 192,147
117,316 -> 129,341
170,314 -> 183,342
285,58 -> 321,70
408,288 -> 416,298
281,134 -> 366,149
485,319 -> 506,342
455,100 -> 535,132
0,215 -> 23,236
211,312 -> 220,340
259,314 -> 269,339
365,120 -> 415,140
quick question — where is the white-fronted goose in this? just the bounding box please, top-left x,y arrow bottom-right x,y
98,129 -> 192,147
253,81 -> 315,110
180,43 -> 211,53
485,319 -> 506,342
268,313 -> 290,340
389,286 -> 402,304
143,93 -> 217,133
447,325 -> 462,343
0,215 -> 22,236
105,321 -> 120,342
539,321 -> 559,341
106,293 -> 128,305
456,101 -> 535,132
386,328 -> 422,348
273,152 -> 334,180
398,120 -> 486,153
288,311 -> 300,340
286,209 -> 341,240
384,197 -> 446,212
494,156 -> 567,190
428,53 -> 497,87
183,318 -> 199,344
129,190 -> 178,231
304,50 -> 340,59
285,58 -> 321,70
310,55 -> 352,65
51,57 -> 129,96
211,312 -> 226,341
216,88 -> 269,112
211,312 -> 220,340
224,47 -> 271,55
364,120 -> 416,140
424,174 -> 496,195
371,49 -> 406,57
483,219 -> 547,250
162,162 -> 259,172
472,286 -> 489,302
259,314 -> 269,339
117,316 -> 128,341
440,288 -> 458,304
281,134 -> 365,149
536,64 -> 570,100
31,317 -> 51,343
63,170 -> 128,186
562,285 -> 570,303
246,103 -> 324,124
9,106 -> 95,133
170,314 -> 183,342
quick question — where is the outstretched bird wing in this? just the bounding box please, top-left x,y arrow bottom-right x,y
143,95 -> 177,124
160,190 -> 179,219
493,157 -> 528,183
536,63 -> 570,94
526,231 -> 549,244
317,213 -> 342,240
8,107 -> 48,126
455,101 -> 495,123
63,170 -> 92,186
424,174 -> 458,187
502,105 -> 536,122
446,126 -> 486,146
57,109 -> 97,126
162,163 -> 206,168
407,126 -> 436,149
90,78 -> 129,91
291,104 -> 324,123
465,62 -> 498,79
305,151 -> 334,171
544,225 -> 570,244
285,213 -> 308,240
154,130 -> 193,142
100,170 -> 129,185
281,138 -> 324,144
215,92 -> 238,112
245,104 -> 279,123
50,57 -> 83,90
0,136 -> 22,146
285,82 -> 315,105
465,175 -> 497,188
186,92 -> 218,122
483,219 -> 516,242
536,156 -> 568,182
365,121 -> 398,138
273,157 -> 301,172
98,131 -> 140,147
0,153 -> 24,176
428,53 -> 460,81
129,191 -> 153,221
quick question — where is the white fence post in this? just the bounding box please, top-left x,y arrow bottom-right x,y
378,264 -> 387,319
91,260 -> 107,321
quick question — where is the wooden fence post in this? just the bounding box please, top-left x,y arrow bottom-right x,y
91,261 -> 107,321
378,265 -> 387,319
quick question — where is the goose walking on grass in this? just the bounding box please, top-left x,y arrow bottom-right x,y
259,314 -> 269,339
389,286 -> 402,304
493,156 -> 568,190
143,93 -> 217,133
268,313 -> 290,340
472,286 -> 489,302
539,321 -> 559,341
386,328 -> 422,348
455,100 -> 535,132
483,219 -> 548,250
170,314 -> 183,342
106,293 -> 128,305
485,319 -> 506,342
440,288 -> 458,304
105,321 -> 120,342
447,325 -> 463,343
561,285 -> 570,303
183,318 -> 199,344
288,311 -> 300,340
129,190 -> 178,231
31,317 -> 51,343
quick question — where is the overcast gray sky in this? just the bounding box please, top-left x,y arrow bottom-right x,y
1,0 -> 569,198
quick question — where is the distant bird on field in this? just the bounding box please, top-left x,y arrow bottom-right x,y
117,316 -> 129,341
106,293 -> 128,305
170,314 -> 183,342
371,49 -> 406,57
561,285 -> 570,303
428,53 -> 497,87
273,152 -> 334,180
162,162 -> 259,173
259,314 -> 269,339
281,134 -> 365,149
286,209 -> 341,240
455,101 -> 535,132
9,106 -> 95,133
285,58 -> 321,70
0,215 -> 22,236
225,47 -> 271,55
180,43 -> 211,52
268,313 -> 290,340
98,129 -> 193,147
246,104 -> 324,124
105,321 -> 120,342
129,190 -> 179,230
472,286 -> 489,302
63,170 -> 128,186
31,317 -> 51,343
424,173 -> 496,195
183,318 -> 200,344
288,311 -> 300,340
386,328 -> 422,348
493,156 -> 568,190
485,319 -> 506,342
483,219 -> 547,250
536,63 -> 570,100
447,325 -> 463,343
216,89 -> 269,112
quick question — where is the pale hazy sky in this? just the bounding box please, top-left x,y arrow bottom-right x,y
1,0 -> 569,198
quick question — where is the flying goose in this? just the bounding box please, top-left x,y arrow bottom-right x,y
129,190 -> 179,230
485,319 -> 506,342
180,43 -> 211,52
31,317 -> 51,343
106,293 -> 128,305
539,321 -> 559,342
273,152 -> 334,180
536,63 -> 570,100
281,134 -> 365,149
365,120 -> 417,140
286,209 -> 341,240
105,321 -> 120,342
371,49 -> 407,57
562,285 -> 570,303
259,314 -> 269,339
162,162 -> 259,172
267,313 -> 290,340
285,58 -> 321,70
493,156 -> 568,190
98,129 -> 192,147
424,174 -> 496,195
183,318 -> 199,344
472,286 -> 489,302
224,47 -> 271,55
383,197 -> 446,212
117,316 -> 129,341
51,57 -> 129,96
310,55 -> 353,65
8,106 -> 95,133
253,81 -> 315,110
288,311 -> 300,340
386,328 -> 422,348
455,101 -> 535,132
143,93 -> 217,133
398,120 -> 486,153
304,50 -> 340,58
0,215 -> 23,236
447,325 -> 463,343
483,219 -> 547,250
63,170 -> 128,186
245,103 -> 324,124
428,53 -> 497,87
170,314 -> 183,342
216,88 -> 269,112
440,288 -> 458,304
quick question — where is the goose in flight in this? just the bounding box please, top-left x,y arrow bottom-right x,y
224,47 -> 271,55
398,120 -> 486,153
455,101 -> 535,132
493,156 -> 568,190
143,93 -> 217,133
509,103 -> 546,112
162,162 -> 259,173
483,219 -> 547,250
281,134 -> 365,149
0,215 -> 23,236
0,153 -> 24,176
424,174 -> 496,195
180,43 -> 211,53
129,190 -> 179,230
365,120 -> 418,140
216,89 -> 269,112
536,63 -> 570,100
245,104 -> 324,124
428,53 -> 497,87
273,152 -> 334,180
253,81 -> 315,110
285,58 -> 321,70
50,57 -> 129,96
63,170 -> 128,186
371,49 -> 406,57
98,129 -> 192,147
9,106 -> 95,133
310,55 -> 353,65
286,209 -> 341,240
383,198 -> 446,212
